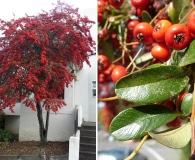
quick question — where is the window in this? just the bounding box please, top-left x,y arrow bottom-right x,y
92,81 -> 96,97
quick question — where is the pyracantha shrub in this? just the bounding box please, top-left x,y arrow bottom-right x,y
0,0 -> 95,113
0,0 -> 95,145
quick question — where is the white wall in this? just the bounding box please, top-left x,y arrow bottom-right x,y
17,82 -> 75,141
4,103 -> 21,116
69,130 -> 80,160
88,55 -> 97,122
74,55 -> 96,122
19,108 -> 74,141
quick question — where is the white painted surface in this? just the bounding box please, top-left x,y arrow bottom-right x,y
75,66 -> 89,122
4,103 -> 21,115
69,130 -> 80,160
87,55 -> 97,122
74,55 -> 96,122
19,104 -> 74,141
17,82 -> 75,141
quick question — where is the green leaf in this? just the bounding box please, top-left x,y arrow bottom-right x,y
115,65 -> 189,104
142,11 -> 152,23
181,93 -> 192,116
110,105 -> 179,140
149,122 -> 191,149
180,141 -> 191,160
135,52 -> 153,64
171,51 -> 184,65
179,40 -> 195,67
179,0 -> 191,21
102,40 -> 115,62
172,0 -> 191,23
146,63 -> 164,69
168,2 -> 177,24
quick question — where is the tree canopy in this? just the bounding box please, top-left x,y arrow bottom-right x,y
0,0 -> 95,113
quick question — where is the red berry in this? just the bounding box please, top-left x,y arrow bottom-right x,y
131,0 -> 149,9
165,24 -> 191,50
98,13 -> 104,23
111,65 -> 129,83
166,117 -> 182,127
187,10 -> 195,34
98,28 -> 110,40
134,22 -> 153,44
98,0 -> 106,13
153,20 -> 172,42
108,0 -> 124,8
151,43 -> 171,62
165,100 -> 176,111
98,54 -> 110,72
127,20 -> 139,31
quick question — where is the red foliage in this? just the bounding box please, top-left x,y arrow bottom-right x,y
0,0 -> 95,113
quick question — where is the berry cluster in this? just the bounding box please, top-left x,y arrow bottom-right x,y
98,0 -> 195,130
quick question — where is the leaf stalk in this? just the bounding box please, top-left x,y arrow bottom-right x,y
124,134 -> 149,160
98,96 -> 119,102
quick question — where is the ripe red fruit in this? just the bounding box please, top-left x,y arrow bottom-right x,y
165,24 -> 191,50
131,0 -> 149,9
156,100 -> 176,111
191,33 -> 195,39
111,65 -> 129,83
134,22 -> 153,44
187,10 -> 195,34
153,20 -> 172,42
98,54 -> 110,72
108,0 -> 124,8
127,20 -> 139,31
165,100 -> 176,111
166,117 -> 182,127
98,0 -> 106,13
151,43 -> 171,62
98,13 -> 104,23
98,28 -> 110,40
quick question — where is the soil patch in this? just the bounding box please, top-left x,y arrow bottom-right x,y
0,141 -> 69,158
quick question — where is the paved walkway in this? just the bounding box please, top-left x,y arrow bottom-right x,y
98,130 -> 182,160
0,155 -> 68,160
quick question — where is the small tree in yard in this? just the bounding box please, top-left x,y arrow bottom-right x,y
0,0 -> 95,145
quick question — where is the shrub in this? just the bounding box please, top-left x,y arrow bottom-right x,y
0,129 -> 13,142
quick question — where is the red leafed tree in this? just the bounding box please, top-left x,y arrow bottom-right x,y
0,0 -> 95,145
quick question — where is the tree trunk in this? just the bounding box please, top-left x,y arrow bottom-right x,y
45,109 -> 50,143
36,102 -> 50,146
